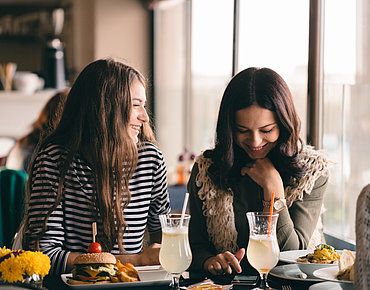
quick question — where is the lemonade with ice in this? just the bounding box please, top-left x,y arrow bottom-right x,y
247,235 -> 280,274
159,227 -> 192,275
246,211 -> 279,289
159,213 -> 192,289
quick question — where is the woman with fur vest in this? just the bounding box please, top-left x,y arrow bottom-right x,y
187,67 -> 329,276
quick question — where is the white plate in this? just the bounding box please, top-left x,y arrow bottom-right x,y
269,264 -> 322,282
280,250 -> 341,276
309,281 -> 352,290
61,266 -> 172,289
313,267 -> 354,290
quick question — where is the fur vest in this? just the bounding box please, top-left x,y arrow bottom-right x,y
194,145 -> 330,253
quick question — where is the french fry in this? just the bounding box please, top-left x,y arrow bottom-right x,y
115,261 -> 140,282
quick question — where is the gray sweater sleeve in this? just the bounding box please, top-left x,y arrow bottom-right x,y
277,174 -> 329,250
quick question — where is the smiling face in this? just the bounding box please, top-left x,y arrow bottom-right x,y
234,105 -> 280,159
129,80 -> 149,143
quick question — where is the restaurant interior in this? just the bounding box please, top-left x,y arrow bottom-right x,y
0,0 -> 369,289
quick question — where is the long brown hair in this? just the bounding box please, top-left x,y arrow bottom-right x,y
208,67 -> 305,189
24,58 -> 156,253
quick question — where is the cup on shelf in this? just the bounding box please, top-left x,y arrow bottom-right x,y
13,72 -> 44,94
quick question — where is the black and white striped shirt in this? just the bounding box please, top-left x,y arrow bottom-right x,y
25,142 -> 170,275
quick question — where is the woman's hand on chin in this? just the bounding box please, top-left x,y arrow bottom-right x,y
241,158 -> 284,199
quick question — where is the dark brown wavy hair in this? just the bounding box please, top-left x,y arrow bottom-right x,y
207,67 -> 306,189
23,58 -> 156,253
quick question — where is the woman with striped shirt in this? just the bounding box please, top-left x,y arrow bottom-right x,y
22,58 -> 170,276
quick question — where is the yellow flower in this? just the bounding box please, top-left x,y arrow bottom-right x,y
0,248 -> 51,283
20,251 -> 51,278
0,254 -> 24,283
0,247 -> 11,259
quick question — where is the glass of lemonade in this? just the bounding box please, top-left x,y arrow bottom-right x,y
159,213 -> 192,289
246,212 -> 280,289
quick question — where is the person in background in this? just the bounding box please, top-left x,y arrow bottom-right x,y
22,58 -> 170,277
5,90 -> 68,172
354,183 -> 369,290
188,67 -> 330,276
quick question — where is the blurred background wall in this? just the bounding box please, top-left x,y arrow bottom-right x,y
0,0 -> 151,84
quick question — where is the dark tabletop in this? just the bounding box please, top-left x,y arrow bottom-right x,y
41,270 -> 322,290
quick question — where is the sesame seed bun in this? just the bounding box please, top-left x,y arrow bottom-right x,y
74,252 -> 116,265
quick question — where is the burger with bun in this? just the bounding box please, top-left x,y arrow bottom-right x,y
70,252 -> 117,284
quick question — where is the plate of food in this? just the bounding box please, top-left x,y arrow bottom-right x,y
61,252 -> 172,289
280,244 -> 342,276
313,250 -> 355,290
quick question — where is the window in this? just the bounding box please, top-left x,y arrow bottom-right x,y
190,0 -> 233,162
322,0 -> 370,242
238,0 -> 309,139
153,0 -> 188,184
154,0 -> 309,182
153,0 -> 233,184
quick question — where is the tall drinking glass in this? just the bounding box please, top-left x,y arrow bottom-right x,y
159,213 -> 192,289
246,212 -> 280,289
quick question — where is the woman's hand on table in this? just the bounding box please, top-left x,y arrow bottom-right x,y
203,248 -> 245,275
116,243 -> 161,266
137,243 -> 161,265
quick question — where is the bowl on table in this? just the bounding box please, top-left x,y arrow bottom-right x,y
280,250 -> 340,277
